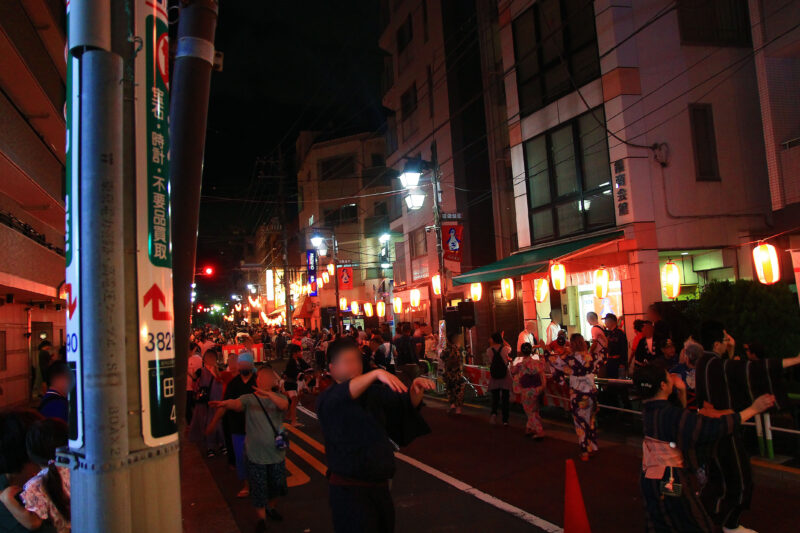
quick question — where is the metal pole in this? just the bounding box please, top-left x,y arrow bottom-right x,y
72,48 -> 132,533
333,226 -> 342,333
282,216 -> 293,336
170,0 -> 219,429
430,158 -> 447,323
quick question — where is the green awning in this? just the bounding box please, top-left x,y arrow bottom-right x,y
453,231 -> 623,286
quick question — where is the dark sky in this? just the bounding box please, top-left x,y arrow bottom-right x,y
195,1 -> 385,301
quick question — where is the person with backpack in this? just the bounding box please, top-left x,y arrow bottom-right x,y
486,332 -> 512,426
512,342 -> 546,439
207,365 -> 290,532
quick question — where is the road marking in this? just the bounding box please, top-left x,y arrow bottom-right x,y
285,458 -> 310,487
288,439 -> 328,476
297,405 -> 563,532
284,423 -> 326,453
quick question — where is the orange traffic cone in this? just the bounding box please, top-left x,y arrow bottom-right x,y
564,459 -> 591,533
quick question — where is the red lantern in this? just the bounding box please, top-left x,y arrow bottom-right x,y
339,297 -> 348,311
753,243 -> 780,285
410,289 -> 421,308
431,274 -> 442,295
376,301 -> 386,318
350,301 -> 360,315
550,262 -> 566,291
594,267 -> 609,299
500,278 -> 515,301
470,283 -> 482,302
393,297 -> 403,314
661,261 -> 681,299
364,302 -> 374,317
534,278 -> 549,303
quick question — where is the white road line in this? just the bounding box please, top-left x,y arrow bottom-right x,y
297,405 -> 563,533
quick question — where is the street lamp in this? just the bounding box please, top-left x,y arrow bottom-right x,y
310,234 -> 324,248
398,155 -> 446,323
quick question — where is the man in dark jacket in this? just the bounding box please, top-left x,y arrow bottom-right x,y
39,361 -> 71,423
317,337 -> 433,533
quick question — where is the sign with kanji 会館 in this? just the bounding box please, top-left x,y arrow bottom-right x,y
442,224 -> 463,262
339,266 -> 354,290
64,3 -> 83,448
611,158 -> 633,224
134,0 -> 177,447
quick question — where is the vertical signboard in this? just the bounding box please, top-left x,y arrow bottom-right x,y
64,3 -> 83,448
135,0 -> 177,446
306,250 -> 318,296
442,223 -> 463,262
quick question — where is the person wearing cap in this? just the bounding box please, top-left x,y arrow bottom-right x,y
222,351 -> 258,497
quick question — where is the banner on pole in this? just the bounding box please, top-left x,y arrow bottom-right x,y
442,224 -> 463,262
307,250 -> 318,296
339,266 -> 353,290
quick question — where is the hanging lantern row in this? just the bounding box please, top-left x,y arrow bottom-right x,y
470,282 -> 482,302
534,278 -> 549,303
661,260 -> 681,299
500,278 -> 515,301
753,242 -> 780,285
377,301 -> 386,318
431,274 -> 442,295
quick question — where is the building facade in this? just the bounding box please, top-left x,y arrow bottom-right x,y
0,0 -> 67,407
455,0 -> 797,343
380,0 -> 518,352
295,131 -> 396,331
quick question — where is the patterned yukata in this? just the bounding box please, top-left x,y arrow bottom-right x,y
549,351 -> 599,453
440,342 -> 465,408
512,356 -> 546,436
21,465 -> 71,533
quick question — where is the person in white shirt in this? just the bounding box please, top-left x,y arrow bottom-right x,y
546,309 -> 562,344
517,320 -> 538,353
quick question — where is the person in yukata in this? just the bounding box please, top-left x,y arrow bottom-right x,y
547,333 -> 600,461
634,363 -> 774,533
316,337 -> 434,533
440,331 -> 466,415
695,321 -> 800,533
512,342 -> 546,439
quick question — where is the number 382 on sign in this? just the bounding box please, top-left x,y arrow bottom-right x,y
144,331 -> 173,352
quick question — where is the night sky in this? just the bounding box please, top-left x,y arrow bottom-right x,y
195,1 -> 385,302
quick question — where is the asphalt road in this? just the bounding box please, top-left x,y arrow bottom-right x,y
194,391 -> 800,533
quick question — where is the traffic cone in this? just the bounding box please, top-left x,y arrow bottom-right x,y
564,458 -> 591,533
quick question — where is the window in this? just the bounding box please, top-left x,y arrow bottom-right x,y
319,155 -> 356,180
410,227 -> 428,257
524,108 -> 615,243
401,83 -> 418,119
512,0 -> 600,117
396,15 -> 413,53
340,204 -> 359,224
394,241 -> 407,283
677,0 -> 750,47
689,104 -> 721,181
370,153 -> 385,168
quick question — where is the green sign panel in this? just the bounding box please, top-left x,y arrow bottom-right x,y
147,358 -> 177,438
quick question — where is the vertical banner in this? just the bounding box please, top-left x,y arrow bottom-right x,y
64,3 -> 83,448
442,223 -> 463,262
306,250 -> 318,296
135,0 -> 177,446
339,266 -> 354,290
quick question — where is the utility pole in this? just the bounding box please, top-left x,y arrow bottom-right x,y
332,225 -> 342,333
279,155 -> 293,335
65,1 -> 204,530
170,0 -> 219,430
430,144 -> 447,323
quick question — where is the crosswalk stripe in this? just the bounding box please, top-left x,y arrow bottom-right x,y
288,440 -> 328,476
285,458 -> 310,487
284,423 -> 326,453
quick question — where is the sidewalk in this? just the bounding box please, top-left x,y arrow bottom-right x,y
180,440 -> 240,533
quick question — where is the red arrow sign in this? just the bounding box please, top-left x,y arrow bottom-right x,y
64,283 -> 77,319
143,283 -> 172,321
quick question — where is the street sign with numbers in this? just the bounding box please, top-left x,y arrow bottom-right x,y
135,0 -> 177,446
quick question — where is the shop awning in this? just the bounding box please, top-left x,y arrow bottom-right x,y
453,231 -> 624,285
292,295 -> 314,319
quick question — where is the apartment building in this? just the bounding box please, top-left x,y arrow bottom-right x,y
380,0 -> 518,347
0,0 -> 67,407
295,131 -> 396,331
456,0 -> 797,341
